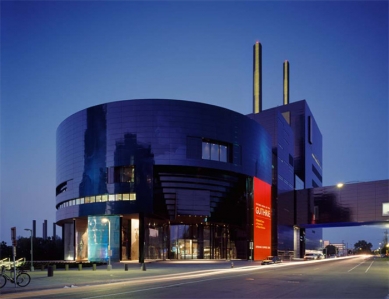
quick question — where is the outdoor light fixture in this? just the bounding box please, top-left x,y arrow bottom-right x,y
24,228 -> 34,271
101,218 -> 112,270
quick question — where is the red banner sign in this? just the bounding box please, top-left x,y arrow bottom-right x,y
253,178 -> 271,260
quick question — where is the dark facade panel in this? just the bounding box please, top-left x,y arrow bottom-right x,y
311,180 -> 389,225
250,100 -> 322,189
56,99 -> 272,223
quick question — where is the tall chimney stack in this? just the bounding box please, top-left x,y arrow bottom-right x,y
33,220 -> 36,238
253,41 -> 262,113
283,60 -> 289,105
43,219 -> 47,240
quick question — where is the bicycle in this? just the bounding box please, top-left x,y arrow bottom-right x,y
0,266 -> 31,288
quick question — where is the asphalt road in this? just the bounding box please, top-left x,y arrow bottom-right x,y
3,256 -> 389,299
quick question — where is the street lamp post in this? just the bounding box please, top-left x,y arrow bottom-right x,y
102,218 -> 112,270
24,228 -> 34,271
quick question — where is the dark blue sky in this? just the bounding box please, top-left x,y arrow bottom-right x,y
1,1 -> 388,247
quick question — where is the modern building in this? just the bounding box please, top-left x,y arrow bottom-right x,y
55,42 -> 324,262
56,99 -> 275,262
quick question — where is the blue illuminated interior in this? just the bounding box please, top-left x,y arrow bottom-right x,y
88,215 -> 120,262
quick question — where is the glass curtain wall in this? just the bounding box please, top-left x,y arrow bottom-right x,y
88,215 -> 120,262
64,222 -> 75,261
162,224 -> 235,260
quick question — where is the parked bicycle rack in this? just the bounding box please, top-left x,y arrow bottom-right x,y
0,258 -> 25,270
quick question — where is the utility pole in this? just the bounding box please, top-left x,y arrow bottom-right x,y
11,227 -> 17,288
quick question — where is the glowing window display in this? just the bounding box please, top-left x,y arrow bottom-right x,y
88,215 -> 120,262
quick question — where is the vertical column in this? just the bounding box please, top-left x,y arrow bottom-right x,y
139,213 -> 145,263
53,223 -> 56,240
283,60 -> 290,105
43,220 -> 47,240
198,224 -> 204,259
253,41 -> 262,113
299,228 -> 306,258
293,226 -> 300,258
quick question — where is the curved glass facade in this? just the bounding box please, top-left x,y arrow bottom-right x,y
56,99 -> 272,262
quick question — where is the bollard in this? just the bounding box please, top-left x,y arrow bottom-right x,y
47,266 -> 54,277
231,262 -> 234,268
92,264 -> 96,271
53,264 -> 57,271
141,263 -> 146,271
41,264 -> 45,271
78,263 -> 82,271
125,264 -> 128,271
65,264 -> 69,271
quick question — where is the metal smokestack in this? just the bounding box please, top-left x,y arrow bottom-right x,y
283,60 -> 289,105
253,41 -> 262,113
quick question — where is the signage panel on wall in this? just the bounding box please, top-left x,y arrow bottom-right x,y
253,177 -> 271,260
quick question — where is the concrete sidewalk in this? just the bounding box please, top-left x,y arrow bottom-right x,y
0,260 -> 260,295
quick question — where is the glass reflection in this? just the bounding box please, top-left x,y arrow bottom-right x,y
88,215 -> 120,262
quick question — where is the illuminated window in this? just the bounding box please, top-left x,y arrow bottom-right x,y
202,142 -> 211,159
211,143 -> 219,160
108,166 -> 135,183
58,192 -> 137,210
122,193 -> 136,201
220,145 -> 227,162
202,140 -> 230,163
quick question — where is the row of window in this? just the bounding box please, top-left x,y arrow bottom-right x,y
57,193 -> 136,209
202,141 -> 229,162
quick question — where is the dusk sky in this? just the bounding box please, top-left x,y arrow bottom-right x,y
1,1 -> 388,249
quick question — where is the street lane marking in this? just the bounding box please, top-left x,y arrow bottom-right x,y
365,260 -> 374,273
80,271 -> 262,299
348,261 -> 365,272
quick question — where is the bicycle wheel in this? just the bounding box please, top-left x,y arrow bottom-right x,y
0,274 -> 7,288
16,272 -> 30,287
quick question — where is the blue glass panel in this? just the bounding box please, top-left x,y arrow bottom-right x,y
88,215 -> 120,262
